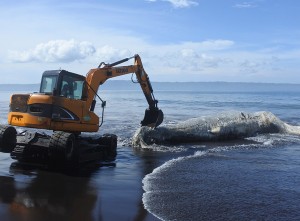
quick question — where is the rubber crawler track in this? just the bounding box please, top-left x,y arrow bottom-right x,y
49,131 -> 76,166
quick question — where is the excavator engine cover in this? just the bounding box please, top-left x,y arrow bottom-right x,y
141,108 -> 164,128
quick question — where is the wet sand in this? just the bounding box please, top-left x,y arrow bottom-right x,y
0,146 -> 174,221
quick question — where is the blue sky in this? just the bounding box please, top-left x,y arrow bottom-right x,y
0,0 -> 299,83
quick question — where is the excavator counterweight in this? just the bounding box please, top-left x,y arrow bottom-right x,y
0,54 -> 163,168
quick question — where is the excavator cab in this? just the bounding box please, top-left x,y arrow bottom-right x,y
40,70 -> 87,100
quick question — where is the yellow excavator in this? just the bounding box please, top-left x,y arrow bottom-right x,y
0,54 -> 163,167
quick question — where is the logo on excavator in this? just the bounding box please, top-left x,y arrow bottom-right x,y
116,68 -> 128,74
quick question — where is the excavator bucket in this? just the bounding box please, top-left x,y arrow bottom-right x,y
141,108 -> 164,128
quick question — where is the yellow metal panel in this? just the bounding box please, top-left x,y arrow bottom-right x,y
8,112 -> 51,129
27,94 -> 53,105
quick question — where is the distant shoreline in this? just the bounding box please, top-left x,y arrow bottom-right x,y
1,81 -> 300,92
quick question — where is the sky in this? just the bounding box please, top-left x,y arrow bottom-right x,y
0,0 -> 299,83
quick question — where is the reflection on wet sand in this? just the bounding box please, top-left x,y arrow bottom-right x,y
0,163 -> 99,221
0,150 -> 161,221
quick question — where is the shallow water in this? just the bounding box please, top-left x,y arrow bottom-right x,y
143,142 -> 300,221
1,82 -> 300,221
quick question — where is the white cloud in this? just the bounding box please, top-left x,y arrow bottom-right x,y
125,39 -> 235,76
4,37 -> 296,83
146,0 -> 199,8
233,2 -> 257,8
181,40 -> 235,50
5,38 -> 235,81
8,39 -> 96,63
163,48 -> 229,72
95,45 -> 132,62
239,56 -> 281,74
7,39 -> 232,66
166,0 -> 198,8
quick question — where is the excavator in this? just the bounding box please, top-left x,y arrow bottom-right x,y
0,54 -> 163,167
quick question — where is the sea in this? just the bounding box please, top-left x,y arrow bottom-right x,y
0,81 -> 300,221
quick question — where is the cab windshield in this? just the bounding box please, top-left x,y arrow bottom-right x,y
40,76 -> 58,94
39,71 -> 87,100
60,74 -> 86,100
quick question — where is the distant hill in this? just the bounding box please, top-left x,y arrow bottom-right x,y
100,81 -> 300,92
0,81 -> 299,92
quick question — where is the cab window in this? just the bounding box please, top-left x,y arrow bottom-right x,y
60,75 -> 86,100
40,76 -> 58,94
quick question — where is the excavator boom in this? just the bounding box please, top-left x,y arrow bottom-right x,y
84,54 -> 163,128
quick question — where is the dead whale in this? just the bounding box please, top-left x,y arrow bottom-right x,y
132,111 -> 300,148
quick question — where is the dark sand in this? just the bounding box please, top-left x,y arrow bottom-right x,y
0,146 -> 176,221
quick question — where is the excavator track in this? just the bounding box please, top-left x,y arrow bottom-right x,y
0,125 -> 17,153
0,126 -> 117,169
49,131 -> 77,167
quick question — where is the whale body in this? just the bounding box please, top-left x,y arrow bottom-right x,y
132,111 -> 300,148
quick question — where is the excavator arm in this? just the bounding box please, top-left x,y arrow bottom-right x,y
85,54 -> 163,128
